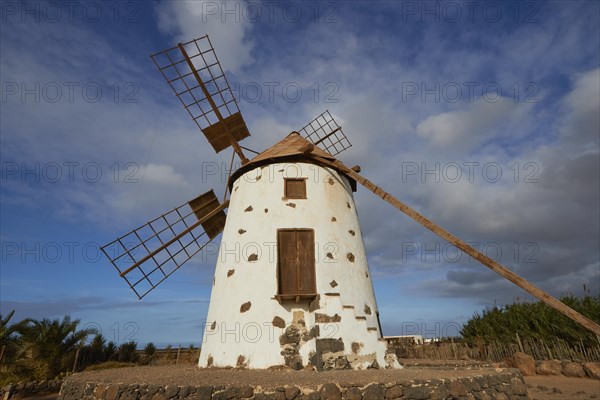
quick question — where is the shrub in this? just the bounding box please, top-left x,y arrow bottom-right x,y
461,295 -> 600,346
117,341 -> 138,363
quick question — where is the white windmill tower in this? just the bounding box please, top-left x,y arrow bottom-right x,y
101,35 -> 600,371
198,130 -> 397,369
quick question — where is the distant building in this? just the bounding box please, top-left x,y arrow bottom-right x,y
383,335 -> 424,346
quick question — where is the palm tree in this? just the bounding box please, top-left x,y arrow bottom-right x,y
104,341 -> 117,361
117,341 -> 138,363
0,310 -> 17,363
88,334 -> 107,365
0,310 -> 33,363
143,342 -> 156,358
141,342 -> 156,365
15,316 -> 97,379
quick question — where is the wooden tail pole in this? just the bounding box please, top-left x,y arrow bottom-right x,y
312,155 -> 600,336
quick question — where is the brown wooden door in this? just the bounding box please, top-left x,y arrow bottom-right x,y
277,229 -> 316,296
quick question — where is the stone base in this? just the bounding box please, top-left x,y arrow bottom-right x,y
58,365 -> 531,400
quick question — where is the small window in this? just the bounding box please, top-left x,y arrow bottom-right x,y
284,178 -> 307,199
276,229 -> 316,302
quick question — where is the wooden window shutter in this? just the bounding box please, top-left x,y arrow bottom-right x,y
296,230 -> 316,294
278,230 -> 298,295
284,178 -> 307,199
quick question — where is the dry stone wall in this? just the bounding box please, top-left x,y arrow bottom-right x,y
1,380 -> 62,399
58,370 -> 530,400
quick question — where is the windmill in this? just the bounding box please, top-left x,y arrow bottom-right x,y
101,35 -> 600,370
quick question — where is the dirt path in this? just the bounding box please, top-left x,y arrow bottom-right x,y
525,375 -> 600,400
64,364 -> 508,389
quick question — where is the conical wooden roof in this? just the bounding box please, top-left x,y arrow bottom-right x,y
249,131 -> 334,163
229,132 -> 354,190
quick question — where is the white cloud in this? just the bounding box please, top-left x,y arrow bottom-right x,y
563,67 -> 600,144
142,163 -> 191,188
416,98 -> 528,148
155,0 -> 255,73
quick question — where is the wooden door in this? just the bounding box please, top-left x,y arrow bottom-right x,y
277,229 -> 316,296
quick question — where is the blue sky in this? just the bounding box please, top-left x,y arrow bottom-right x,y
1,0 -> 599,347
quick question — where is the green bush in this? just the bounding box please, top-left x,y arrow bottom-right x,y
117,341 -> 138,363
143,342 -> 156,357
461,295 -> 600,346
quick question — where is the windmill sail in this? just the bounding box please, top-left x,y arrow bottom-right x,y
151,36 -> 249,162
298,110 -> 352,156
101,190 -> 228,299
306,153 -> 600,337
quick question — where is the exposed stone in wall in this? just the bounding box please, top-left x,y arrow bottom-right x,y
272,316 -> 286,328
384,353 -> 398,368
57,370 -> 531,400
238,229 -> 247,234
347,253 -> 355,262
316,338 -> 343,353
240,302 -> 252,313
308,295 -> 321,312
315,313 -> 341,323
248,254 -> 258,262
244,206 -> 253,212
279,312 -> 315,371
329,280 -> 338,288
311,338 -> 346,370
286,203 -> 296,208
227,269 -> 235,277
331,217 -> 337,222
351,342 -> 363,354
348,230 -> 355,236
364,305 -> 372,315
237,356 -> 247,368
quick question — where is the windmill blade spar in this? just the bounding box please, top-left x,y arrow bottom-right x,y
308,154 -> 600,336
151,36 -> 250,163
101,190 -> 228,299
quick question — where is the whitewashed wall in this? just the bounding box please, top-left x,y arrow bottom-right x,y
198,161 -> 396,369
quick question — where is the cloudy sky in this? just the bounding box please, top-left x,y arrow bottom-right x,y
1,0 -> 598,346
